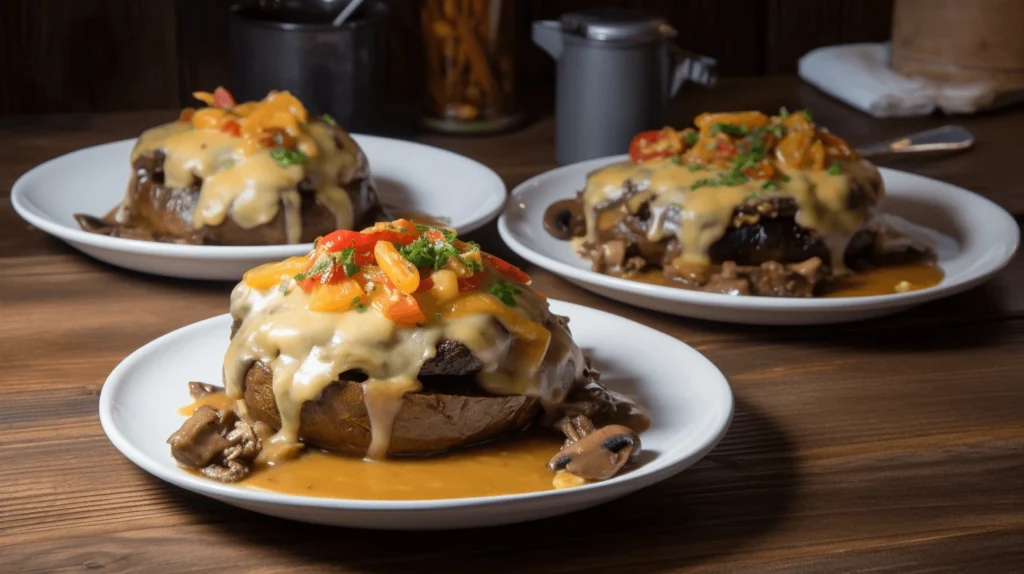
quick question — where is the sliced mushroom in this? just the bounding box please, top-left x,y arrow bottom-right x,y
188,381 -> 223,400
167,404 -> 263,483
548,418 -> 641,481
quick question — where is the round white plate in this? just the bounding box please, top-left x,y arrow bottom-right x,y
98,300 -> 733,530
12,135 -> 506,281
499,155 -> 1020,325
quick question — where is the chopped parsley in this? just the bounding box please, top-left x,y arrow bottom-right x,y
338,247 -> 359,277
321,114 -> 337,125
684,131 -> 699,146
671,156 -> 682,165
761,181 -> 778,190
757,123 -> 786,138
293,257 -> 331,281
355,304 -> 368,313
400,228 -> 480,272
271,147 -> 308,168
435,312 -> 443,320
778,107 -> 790,119
743,192 -> 761,201
802,109 -> 813,122
490,280 -> 521,307
688,163 -> 704,172
350,296 -> 362,308
781,174 -> 791,182
710,123 -> 750,138
828,161 -> 843,175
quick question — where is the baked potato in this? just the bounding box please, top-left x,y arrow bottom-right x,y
76,87 -> 379,245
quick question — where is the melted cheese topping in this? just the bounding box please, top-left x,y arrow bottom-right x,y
223,268 -> 585,460
132,120 -> 359,244
582,157 -> 883,271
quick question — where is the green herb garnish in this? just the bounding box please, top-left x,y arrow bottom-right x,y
435,312 -> 443,320
802,109 -> 813,122
338,247 -> 359,277
743,192 -> 761,201
355,304 -> 368,313
684,131 -> 699,146
350,296 -> 362,308
671,156 -> 682,165
828,161 -> 843,175
688,163 -> 704,172
490,280 -> 521,307
761,181 -> 778,190
322,114 -> 337,125
271,147 -> 308,168
781,174 -> 791,182
710,123 -> 749,138
778,107 -> 790,119
293,257 -> 331,282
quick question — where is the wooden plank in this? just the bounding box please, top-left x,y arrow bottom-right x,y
1,77 -> 1023,571
0,0 -> 180,115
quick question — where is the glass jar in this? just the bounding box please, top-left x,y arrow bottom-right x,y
420,0 -> 523,133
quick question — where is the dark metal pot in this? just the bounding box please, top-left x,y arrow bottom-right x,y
229,0 -> 390,133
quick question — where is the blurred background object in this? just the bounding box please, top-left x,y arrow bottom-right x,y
534,8 -> 716,164
420,0 -> 522,134
0,0 -> 901,119
799,0 -> 1024,118
229,0 -> 390,133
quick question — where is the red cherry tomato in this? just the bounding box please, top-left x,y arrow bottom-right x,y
628,129 -> 677,163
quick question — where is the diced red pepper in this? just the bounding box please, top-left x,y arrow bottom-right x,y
415,276 -> 434,293
213,86 -> 236,109
482,254 -> 530,284
320,229 -> 418,253
221,120 -> 241,137
457,273 -> 484,292
376,279 -> 426,324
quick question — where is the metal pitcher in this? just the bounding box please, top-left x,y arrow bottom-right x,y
533,9 -> 717,165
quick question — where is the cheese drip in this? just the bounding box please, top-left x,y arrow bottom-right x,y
132,121 -> 359,243
581,157 -> 883,271
223,268 -> 585,460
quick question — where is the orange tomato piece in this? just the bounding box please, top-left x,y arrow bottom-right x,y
242,256 -> 309,290
375,240 -> 420,294
308,279 -> 365,312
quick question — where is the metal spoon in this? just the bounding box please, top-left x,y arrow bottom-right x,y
332,0 -> 365,26
856,125 -> 974,159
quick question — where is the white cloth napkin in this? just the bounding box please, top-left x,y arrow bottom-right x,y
797,43 -> 1000,118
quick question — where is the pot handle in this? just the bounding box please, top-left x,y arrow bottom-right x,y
670,47 -> 717,97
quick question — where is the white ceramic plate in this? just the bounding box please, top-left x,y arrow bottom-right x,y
98,300 -> 733,530
12,135 -> 506,280
499,155 -> 1020,325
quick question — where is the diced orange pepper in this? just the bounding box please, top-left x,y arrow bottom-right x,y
242,256 -> 309,290
374,240 -> 419,294
446,293 -> 551,373
308,279 -> 365,312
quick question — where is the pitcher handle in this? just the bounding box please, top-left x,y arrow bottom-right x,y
670,47 -> 717,97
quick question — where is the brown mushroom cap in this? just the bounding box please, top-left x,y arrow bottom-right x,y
547,424 -> 642,481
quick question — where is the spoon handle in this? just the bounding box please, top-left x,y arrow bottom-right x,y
856,125 -> 974,158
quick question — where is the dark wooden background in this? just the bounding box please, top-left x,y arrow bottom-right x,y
0,0 -> 895,116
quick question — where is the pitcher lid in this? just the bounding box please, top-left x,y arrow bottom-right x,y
559,8 -> 676,42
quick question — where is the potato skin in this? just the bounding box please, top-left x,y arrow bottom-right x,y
242,362 -> 541,456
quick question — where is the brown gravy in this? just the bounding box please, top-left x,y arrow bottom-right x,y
243,435 -> 562,500
628,261 -> 944,298
824,262 -> 944,297
177,394 -> 563,500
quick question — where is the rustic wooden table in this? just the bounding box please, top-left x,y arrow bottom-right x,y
2,78 -> 1022,573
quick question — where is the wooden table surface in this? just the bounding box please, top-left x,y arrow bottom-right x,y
2,77 -> 1022,573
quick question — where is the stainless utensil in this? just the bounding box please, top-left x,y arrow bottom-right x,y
857,125 -> 974,158
332,0 -> 365,26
